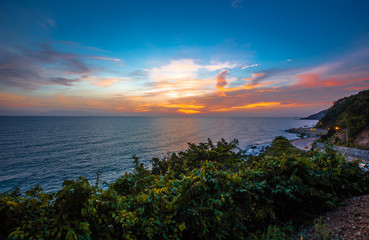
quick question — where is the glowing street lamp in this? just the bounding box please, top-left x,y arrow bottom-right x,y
334,126 -> 339,130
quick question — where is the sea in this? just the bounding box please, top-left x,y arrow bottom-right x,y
0,116 -> 317,193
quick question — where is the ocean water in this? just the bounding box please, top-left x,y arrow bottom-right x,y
0,116 -> 317,193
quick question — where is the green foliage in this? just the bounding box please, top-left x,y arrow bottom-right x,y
318,89 -> 369,147
151,138 -> 242,175
264,136 -> 303,156
1,137 -> 369,239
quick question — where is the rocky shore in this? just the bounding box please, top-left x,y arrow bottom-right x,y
285,127 -> 328,138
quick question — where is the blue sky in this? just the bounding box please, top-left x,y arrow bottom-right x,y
0,0 -> 369,116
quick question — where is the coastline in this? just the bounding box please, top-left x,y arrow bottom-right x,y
287,127 -> 369,163
290,137 -> 318,151
286,127 -> 328,151
285,127 -> 328,138
243,125 -> 323,155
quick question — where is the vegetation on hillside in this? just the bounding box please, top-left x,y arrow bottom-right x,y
1,137 -> 369,239
301,109 -> 328,120
318,89 -> 369,148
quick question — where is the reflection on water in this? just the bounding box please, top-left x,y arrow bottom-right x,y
0,116 -> 317,192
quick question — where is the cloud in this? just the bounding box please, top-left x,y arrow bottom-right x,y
0,43 -> 124,90
0,92 -> 36,108
162,104 -> 205,109
60,41 -> 110,53
89,56 -> 121,62
241,70 -> 282,89
128,70 -> 149,81
149,59 -> 236,82
293,73 -> 368,88
282,59 -> 293,64
242,64 -> 260,69
150,59 -> 199,81
49,77 -> 80,86
216,70 -> 229,89
2,40 -> 369,116
244,72 -> 265,83
292,51 -> 369,88
232,102 -> 281,109
37,17 -> 56,30
242,68 -> 300,88
84,76 -> 124,87
232,0 -> 243,8
24,43 -> 92,74
215,70 -> 229,96
144,59 -> 237,100
204,62 -> 238,71
92,79 -> 119,87
46,18 -> 56,28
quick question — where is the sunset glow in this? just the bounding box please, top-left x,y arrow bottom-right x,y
0,0 -> 368,116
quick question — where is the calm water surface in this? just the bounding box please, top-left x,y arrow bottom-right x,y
0,116 -> 317,192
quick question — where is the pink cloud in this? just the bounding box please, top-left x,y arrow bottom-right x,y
244,72 -> 264,82
215,70 -> 229,97
294,73 -> 368,88
216,70 -> 229,89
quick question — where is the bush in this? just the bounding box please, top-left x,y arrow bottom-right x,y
1,137 -> 368,239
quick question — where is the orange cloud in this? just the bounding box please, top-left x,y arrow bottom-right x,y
134,105 -> 151,112
232,102 -> 281,109
0,92 -> 35,107
207,101 -> 329,113
243,81 -> 274,90
208,102 -> 281,112
221,81 -> 274,94
162,104 -> 205,109
209,108 -> 233,112
177,109 -> 201,114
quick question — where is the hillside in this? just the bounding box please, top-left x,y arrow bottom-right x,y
318,90 -> 369,149
301,109 -> 327,120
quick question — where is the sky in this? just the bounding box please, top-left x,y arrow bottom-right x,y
0,0 -> 369,117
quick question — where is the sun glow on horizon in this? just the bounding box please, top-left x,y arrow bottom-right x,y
177,109 -> 201,114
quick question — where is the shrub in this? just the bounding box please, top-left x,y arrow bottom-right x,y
1,137 -> 368,239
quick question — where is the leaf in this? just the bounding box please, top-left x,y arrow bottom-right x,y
7,201 -> 18,207
66,230 -> 77,240
179,222 -> 186,232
